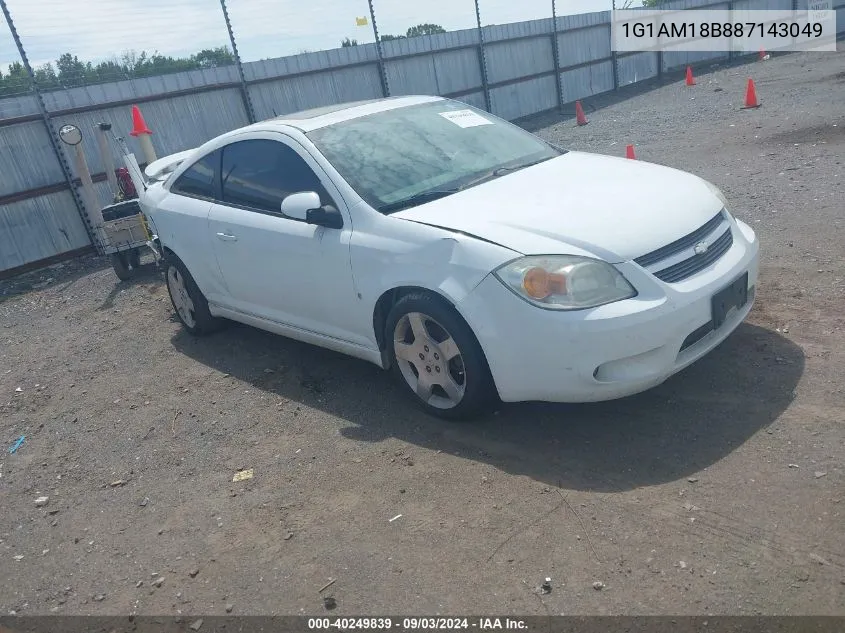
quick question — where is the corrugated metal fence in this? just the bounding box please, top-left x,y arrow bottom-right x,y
2,0 -> 844,277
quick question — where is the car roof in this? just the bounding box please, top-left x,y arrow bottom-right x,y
257,95 -> 446,133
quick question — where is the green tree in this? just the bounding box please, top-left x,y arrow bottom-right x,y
0,61 -> 31,96
405,23 -> 446,37
380,33 -> 405,42
119,50 -> 148,75
192,46 -> 236,68
340,37 -> 358,47
34,63 -> 59,89
56,52 -> 89,86
92,59 -> 128,82
0,45 -> 238,95
640,0 -> 668,6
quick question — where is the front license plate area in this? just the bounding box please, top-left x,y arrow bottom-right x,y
711,271 -> 749,330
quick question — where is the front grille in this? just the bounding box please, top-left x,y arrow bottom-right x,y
652,229 -> 733,283
634,210 -> 734,284
635,212 -> 724,268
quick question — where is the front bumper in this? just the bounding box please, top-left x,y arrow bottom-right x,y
457,219 -> 760,403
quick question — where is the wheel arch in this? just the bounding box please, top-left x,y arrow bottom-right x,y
372,285 -> 484,370
160,243 -> 179,261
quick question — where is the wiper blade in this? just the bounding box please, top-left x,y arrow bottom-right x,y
377,158 -> 554,214
378,189 -> 460,214
458,157 -> 553,190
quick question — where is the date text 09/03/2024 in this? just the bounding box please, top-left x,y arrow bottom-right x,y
308,618 -> 528,630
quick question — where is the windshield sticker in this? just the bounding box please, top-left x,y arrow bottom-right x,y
439,110 -> 493,128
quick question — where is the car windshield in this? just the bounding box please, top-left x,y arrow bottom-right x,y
307,100 -> 563,214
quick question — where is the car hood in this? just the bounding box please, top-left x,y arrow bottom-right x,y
392,151 -> 724,262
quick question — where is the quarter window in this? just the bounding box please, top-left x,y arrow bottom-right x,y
220,139 -> 330,213
170,151 -> 219,199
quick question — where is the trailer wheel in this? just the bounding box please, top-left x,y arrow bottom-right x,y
110,252 -> 133,281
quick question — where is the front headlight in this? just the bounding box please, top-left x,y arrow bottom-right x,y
493,255 -> 637,310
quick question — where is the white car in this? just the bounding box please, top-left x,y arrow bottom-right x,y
140,95 -> 759,420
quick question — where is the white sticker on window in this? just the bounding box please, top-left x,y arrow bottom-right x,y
439,109 -> 493,128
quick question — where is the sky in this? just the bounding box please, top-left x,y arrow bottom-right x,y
0,0 -> 619,71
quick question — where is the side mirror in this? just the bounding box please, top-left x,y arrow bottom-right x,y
58,124 -> 82,146
280,191 -> 321,221
306,205 -> 344,230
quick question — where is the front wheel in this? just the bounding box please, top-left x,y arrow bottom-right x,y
165,256 -> 225,335
385,292 -> 496,421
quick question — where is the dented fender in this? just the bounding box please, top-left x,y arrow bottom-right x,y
348,215 -> 520,349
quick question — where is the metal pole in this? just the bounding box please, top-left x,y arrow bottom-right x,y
474,0 -> 492,112
73,145 -> 104,228
95,123 -> 120,200
368,0 -> 390,97
0,0 -> 99,251
551,1 -> 564,112
219,0 -> 256,123
610,0 -> 620,90
656,12 -> 663,81
727,1 -> 734,62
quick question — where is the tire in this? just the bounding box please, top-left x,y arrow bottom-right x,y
164,255 -> 225,336
385,291 -> 496,421
128,248 -> 141,269
110,252 -> 133,281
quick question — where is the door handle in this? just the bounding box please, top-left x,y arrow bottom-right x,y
216,232 -> 238,242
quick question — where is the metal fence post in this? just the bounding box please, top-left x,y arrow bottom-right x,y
219,0 -> 256,123
551,1 -> 564,111
0,0 -> 99,251
610,0 -> 620,90
656,11 -> 664,81
368,0 -> 391,97
474,0 -> 492,112
727,1 -> 734,62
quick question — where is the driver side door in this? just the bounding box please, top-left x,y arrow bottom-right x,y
207,134 -> 361,344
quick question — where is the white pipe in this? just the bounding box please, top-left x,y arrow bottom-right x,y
137,134 -> 158,166
95,125 -> 120,200
123,153 -> 147,195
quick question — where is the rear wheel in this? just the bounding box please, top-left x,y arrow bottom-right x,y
165,256 -> 225,335
385,292 -> 496,420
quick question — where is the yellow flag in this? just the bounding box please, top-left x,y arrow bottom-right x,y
355,16 -> 368,26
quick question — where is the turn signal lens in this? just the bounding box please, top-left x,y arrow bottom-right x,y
522,267 -> 567,299
523,267 -> 548,299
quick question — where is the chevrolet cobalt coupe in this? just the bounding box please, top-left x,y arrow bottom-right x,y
140,96 -> 759,420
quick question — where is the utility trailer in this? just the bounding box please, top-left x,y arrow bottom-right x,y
58,121 -> 161,281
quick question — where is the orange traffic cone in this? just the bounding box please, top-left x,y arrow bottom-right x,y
575,100 -> 589,126
626,144 -> 636,160
741,78 -> 761,109
130,105 -> 152,137
685,66 -> 696,86
759,48 -> 766,60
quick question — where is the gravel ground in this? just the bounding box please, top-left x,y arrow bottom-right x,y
1,47 -> 843,617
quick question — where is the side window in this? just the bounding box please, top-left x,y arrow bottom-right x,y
170,151 -> 219,199
220,139 -> 332,214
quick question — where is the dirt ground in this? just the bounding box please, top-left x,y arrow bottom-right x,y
1,46 -> 843,617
